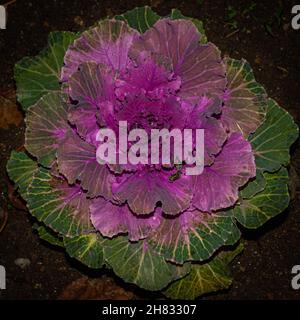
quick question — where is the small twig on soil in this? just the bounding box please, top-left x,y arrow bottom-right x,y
276,66 -> 288,73
7,183 -> 27,210
0,207 -> 8,234
3,0 -> 16,7
16,144 -> 25,152
225,29 -> 240,38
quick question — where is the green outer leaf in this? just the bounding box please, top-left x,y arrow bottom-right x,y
163,243 -> 244,299
33,223 -> 64,247
240,171 -> 266,199
6,151 -> 38,199
104,237 -> 188,291
25,92 -> 70,168
149,212 -> 240,264
224,220 -> 242,246
115,6 -> 160,33
223,58 -> 267,138
170,8 -> 208,44
15,31 -> 78,110
250,98 -> 299,172
173,263 -> 192,281
218,242 -> 244,265
64,233 -> 106,268
234,167 -> 289,228
26,167 -> 93,237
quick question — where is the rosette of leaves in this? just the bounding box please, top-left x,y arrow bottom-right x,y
7,7 -> 298,299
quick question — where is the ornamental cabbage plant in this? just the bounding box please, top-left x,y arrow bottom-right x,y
7,7 -> 298,299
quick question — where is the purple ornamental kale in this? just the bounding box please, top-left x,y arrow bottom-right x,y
36,18 -> 256,243
9,7 -> 298,297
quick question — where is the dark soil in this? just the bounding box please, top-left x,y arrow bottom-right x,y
0,0 -> 300,300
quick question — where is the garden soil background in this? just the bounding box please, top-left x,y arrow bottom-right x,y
0,0 -> 300,300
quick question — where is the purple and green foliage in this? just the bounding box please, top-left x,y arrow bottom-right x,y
7,7 -> 298,299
